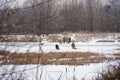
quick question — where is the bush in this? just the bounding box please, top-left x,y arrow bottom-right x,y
95,63 -> 120,80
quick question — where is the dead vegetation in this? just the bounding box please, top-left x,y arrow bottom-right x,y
48,35 -> 60,42
96,40 -> 115,42
0,51 -> 119,65
113,53 -> 120,56
61,31 -> 70,35
116,48 -> 120,50
0,37 -> 38,42
0,33 -> 119,42
95,63 -> 120,80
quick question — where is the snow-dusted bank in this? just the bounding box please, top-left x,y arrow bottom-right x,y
0,60 -> 119,80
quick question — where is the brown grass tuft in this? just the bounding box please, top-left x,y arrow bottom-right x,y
0,51 -> 120,65
96,40 -> 115,42
116,48 -> 120,50
61,31 -> 69,35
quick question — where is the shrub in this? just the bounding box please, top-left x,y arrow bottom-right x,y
95,63 -> 120,80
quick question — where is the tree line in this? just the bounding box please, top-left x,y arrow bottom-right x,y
0,0 -> 120,35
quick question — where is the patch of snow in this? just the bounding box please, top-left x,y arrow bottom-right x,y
0,60 -> 119,80
0,41 -> 120,55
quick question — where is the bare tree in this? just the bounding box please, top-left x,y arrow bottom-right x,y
85,0 -> 94,32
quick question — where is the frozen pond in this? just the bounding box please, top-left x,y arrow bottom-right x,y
0,41 -> 120,54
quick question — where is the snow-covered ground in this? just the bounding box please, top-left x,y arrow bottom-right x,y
0,60 -> 119,80
0,33 -> 120,80
0,41 -> 120,54
0,33 -> 120,54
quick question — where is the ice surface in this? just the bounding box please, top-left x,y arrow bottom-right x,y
0,41 -> 119,54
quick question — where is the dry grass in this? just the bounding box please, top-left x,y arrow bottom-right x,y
0,33 -> 119,42
48,34 -> 60,42
95,63 -> 120,80
61,31 -> 70,35
0,51 -> 120,65
113,53 -> 120,56
0,37 -> 38,42
116,48 -> 120,50
96,40 -> 115,42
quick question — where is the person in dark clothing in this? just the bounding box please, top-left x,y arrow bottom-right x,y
63,37 -> 66,43
71,42 -> 76,49
55,44 -> 60,50
68,37 -> 71,43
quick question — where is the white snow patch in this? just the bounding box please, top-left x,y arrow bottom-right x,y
0,41 -> 120,54
0,60 -> 119,80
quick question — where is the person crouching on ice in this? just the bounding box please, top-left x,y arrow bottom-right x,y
55,44 -> 60,50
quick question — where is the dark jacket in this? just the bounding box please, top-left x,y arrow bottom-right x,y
55,44 -> 60,50
71,42 -> 75,49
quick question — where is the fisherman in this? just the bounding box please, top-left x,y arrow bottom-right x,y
71,42 -> 76,49
63,37 -> 66,43
55,44 -> 60,50
68,37 -> 71,43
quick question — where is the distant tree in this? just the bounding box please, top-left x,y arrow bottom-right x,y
60,0 -> 85,32
86,0 -> 94,32
109,0 -> 120,32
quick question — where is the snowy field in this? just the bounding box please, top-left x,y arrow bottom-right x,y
0,60 -> 119,80
0,33 -> 120,80
0,41 -> 120,55
0,38 -> 120,55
